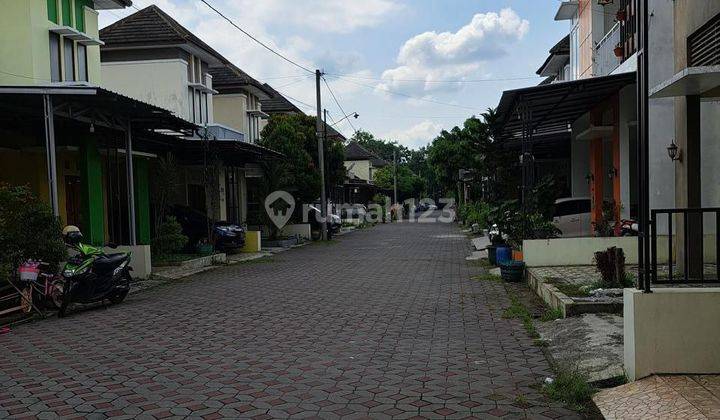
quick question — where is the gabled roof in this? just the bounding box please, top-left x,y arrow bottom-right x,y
209,65 -> 273,99
537,35 -> 570,76
99,5 -> 229,65
260,83 -> 305,114
345,141 -> 388,166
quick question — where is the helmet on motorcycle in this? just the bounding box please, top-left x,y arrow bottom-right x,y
62,225 -> 83,245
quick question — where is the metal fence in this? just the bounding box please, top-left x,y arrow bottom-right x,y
595,22 -> 622,76
650,208 -> 720,285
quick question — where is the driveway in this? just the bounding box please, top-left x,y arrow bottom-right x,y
0,221 -> 579,419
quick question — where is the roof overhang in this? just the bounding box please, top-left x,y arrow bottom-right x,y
0,84 -> 196,135
50,25 -> 104,46
94,0 -> 132,10
555,1 -> 579,21
650,66 -> 720,99
537,54 -> 570,77
176,139 -> 283,165
495,72 -> 636,141
247,109 -> 269,119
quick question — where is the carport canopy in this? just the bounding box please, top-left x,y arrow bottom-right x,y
494,72 -> 636,142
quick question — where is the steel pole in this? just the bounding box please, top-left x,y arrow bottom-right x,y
43,94 -> 59,218
126,121 -> 137,246
316,70 -> 328,241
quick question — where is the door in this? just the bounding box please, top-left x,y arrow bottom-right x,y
65,176 -> 82,228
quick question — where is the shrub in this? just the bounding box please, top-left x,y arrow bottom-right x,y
152,216 -> 188,256
0,184 -> 66,283
543,368 -> 596,412
593,247 -> 625,288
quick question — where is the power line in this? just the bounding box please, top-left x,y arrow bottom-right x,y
322,77 -> 358,134
325,73 -> 543,84
198,0 -> 314,74
330,75 -> 479,111
269,86 -> 315,110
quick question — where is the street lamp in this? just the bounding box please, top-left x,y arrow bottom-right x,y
330,112 -> 359,127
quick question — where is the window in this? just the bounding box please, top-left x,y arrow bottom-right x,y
47,0 -> 58,23
63,38 -> 75,81
202,92 -> 208,123
194,90 -> 201,123
77,44 -> 87,81
49,33 -> 61,82
570,25 -> 579,81
188,87 -> 195,121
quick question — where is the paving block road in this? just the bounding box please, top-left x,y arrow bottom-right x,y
0,221 -> 580,419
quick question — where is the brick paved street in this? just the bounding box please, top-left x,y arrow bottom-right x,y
0,221 -> 579,419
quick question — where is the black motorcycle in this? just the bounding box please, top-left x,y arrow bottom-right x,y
58,226 -> 133,317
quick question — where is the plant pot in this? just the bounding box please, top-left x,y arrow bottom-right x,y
500,261 -> 526,283
614,46 -> 624,58
496,246 -> 512,265
487,245 -> 499,266
512,249 -> 524,261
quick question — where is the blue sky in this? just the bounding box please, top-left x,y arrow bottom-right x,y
99,0 -> 569,149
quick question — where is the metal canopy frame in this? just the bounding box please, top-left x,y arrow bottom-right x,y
495,72 -> 637,142
0,85 -> 197,246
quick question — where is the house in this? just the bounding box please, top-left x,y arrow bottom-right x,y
622,0 -> 720,381
496,0 -> 640,240
98,5 -> 280,234
342,141 -> 389,205
0,0 -> 195,278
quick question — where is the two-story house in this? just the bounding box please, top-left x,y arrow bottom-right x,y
98,5 -> 280,230
496,0 -> 640,235
0,0 -> 195,277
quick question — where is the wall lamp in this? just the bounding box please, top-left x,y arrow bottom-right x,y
585,173 -> 595,183
667,139 -> 682,162
608,167 -> 618,180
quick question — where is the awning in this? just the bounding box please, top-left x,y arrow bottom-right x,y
650,65 -> 720,98
494,72 -> 636,141
174,139 -> 283,166
0,85 -> 196,136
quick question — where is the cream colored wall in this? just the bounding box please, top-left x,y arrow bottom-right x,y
101,59 -> 190,120
213,93 -> 248,133
624,288 -> 720,380
0,2 -> 102,85
0,1 -> 51,84
344,160 -> 371,182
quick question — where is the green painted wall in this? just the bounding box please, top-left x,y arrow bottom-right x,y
134,159 -> 151,245
47,0 -> 58,23
80,137 -> 105,246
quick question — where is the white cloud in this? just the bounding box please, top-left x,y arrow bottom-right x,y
384,121 -> 444,149
379,8 -> 529,96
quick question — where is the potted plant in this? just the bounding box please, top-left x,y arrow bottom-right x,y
616,8 -> 627,22
614,42 -> 624,58
196,238 -> 214,256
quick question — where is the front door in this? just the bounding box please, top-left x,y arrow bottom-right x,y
65,175 -> 82,228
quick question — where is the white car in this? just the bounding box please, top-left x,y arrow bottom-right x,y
553,197 -> 592,237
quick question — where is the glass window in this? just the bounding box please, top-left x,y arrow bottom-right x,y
77,44 -> 87,81
49,33 -> 61,82
202,92 -> 208,123
195,90 -> 201,123
188,87 -> 195,121
63,38 -> 75,81
47,0 -> 58,23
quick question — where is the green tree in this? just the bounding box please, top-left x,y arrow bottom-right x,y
373,165 -> 424,201
259,114 -> 346,205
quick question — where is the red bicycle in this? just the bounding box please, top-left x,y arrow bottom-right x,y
0,261 -> 63,318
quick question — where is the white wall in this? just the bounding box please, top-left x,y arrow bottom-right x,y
102,59 -> 190,121
344,160 -> 372,182
213,93 -> 248,134
624,288 -> 720,381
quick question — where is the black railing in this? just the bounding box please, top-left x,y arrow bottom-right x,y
650,208 -> 720,285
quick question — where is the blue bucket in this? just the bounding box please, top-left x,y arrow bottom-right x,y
496,246 -> 512,264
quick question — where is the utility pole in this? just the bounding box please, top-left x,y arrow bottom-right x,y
315,69 -> 328,241
393,149 -> 398,206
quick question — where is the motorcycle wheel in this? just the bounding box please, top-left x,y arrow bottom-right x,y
49,278 -> 64,310
108,272 -> 131,305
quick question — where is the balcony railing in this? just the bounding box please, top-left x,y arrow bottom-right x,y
594,22 -> 622,76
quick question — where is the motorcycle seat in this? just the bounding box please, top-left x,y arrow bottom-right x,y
93,253 -> 128,273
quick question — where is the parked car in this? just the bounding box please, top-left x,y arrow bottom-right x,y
552,197 -> 592,237
168,205 -> 245,251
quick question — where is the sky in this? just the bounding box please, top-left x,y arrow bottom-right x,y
99,0 -> 569,149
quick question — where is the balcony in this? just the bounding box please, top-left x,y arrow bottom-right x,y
594,22 -> 622,77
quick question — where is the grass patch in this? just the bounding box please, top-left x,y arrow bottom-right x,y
542,368 -> 596,413
513,394 -> 532,409
502,292 -> 538,339
540,307 -> 563,322
544,277 -> 591,297
471,273 -> 501,282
